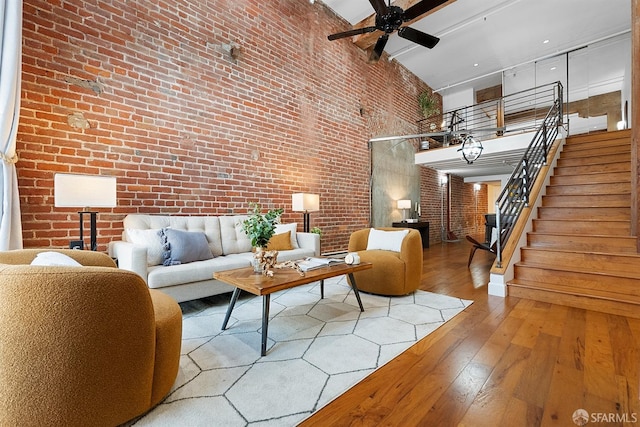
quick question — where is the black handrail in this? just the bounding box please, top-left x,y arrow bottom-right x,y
418,81 -> 563,147
494,81 -> 564,267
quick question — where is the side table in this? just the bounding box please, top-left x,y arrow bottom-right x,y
392,221 -> 429,248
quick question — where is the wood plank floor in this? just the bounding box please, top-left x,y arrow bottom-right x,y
300,240 -> 640,427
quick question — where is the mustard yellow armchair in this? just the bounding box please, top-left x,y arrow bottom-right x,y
0,249 -> 182,427
347,227 -> 423,296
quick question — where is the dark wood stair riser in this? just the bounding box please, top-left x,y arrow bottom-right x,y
542,194 -> 630,207
527,233 -> 637,253
513,267 -> 640,296
545,183 -> 630,195
520,248 -> 640,275
553,162 -> 630,175
537,206 -> 630,220
532,219 -> 630,235
550,171 -> 630,185
557,153 -> 630,167
560,144 -> 630,158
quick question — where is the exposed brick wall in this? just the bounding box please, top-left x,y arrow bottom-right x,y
18,0 -> 444,253
419,170 -> 487,245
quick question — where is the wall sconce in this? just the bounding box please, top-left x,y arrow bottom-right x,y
397,199 -> 411,222
54,173 -> 117,250
292,193 -> 319,232
458,135 -> 483,164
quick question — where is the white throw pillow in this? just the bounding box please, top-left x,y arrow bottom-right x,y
366,228 -> 409,252
30,251 -> 82,267
275,223 -> 299,249
125,228 -> 164,266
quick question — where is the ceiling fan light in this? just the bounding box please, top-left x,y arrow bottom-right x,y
459,135 -> 483,164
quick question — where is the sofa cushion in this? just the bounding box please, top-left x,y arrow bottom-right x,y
124,215 -> 224,257
219,216 -> 252,255
160,229 -> 213,266
167,216 -> 223,257
366,228 -> 409,252
125,228 -> 164,266
266,231 -> 293,251
30,251 -> 82,267
147,255 -> 251,289
274,223 -> 299,249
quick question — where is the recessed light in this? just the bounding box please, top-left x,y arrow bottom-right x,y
543,39 -> 550,44
473,63 -> 479,67
550,66 -> 556,71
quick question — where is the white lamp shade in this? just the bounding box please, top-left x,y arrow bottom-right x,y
54,173 -> 117,208
397,199 -> 411,210
292,193 -> 319,212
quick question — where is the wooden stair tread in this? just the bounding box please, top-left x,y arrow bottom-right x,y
509,279 -> 640,304
510,129 -> 636,316
508,278 -> 640,304
514,261 -> 640,280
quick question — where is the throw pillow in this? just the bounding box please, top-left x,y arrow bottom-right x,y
160,228 -> 213,266
266,231 -> 293,251
125,228 -> 165,266
30,251 -> 82,267
274,223 -> 299,248
366,228 -> 409,252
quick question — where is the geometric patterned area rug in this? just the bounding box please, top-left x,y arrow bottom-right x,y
131,275 -> 473,426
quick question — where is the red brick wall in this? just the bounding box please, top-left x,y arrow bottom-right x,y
18,0 -> 441,253
419,170 -> 487,245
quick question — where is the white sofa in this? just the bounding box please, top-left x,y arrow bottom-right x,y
108,214 -> 320,302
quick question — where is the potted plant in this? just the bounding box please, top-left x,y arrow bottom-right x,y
242,202 -> 284,249
418,90 -> 440,118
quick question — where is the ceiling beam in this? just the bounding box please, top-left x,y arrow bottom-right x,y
352,0 -> 457,50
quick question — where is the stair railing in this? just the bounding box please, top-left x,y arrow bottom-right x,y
495,81 -> 564,267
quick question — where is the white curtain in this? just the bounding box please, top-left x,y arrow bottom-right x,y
0,0 -> 23,250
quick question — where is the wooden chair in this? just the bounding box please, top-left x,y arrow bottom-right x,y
465,235 -> 497,267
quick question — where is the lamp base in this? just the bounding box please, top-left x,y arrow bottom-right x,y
78,211 -> 98,251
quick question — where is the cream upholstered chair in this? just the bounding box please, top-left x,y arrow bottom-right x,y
0,249 -> 182,427
347,227 -> 423,296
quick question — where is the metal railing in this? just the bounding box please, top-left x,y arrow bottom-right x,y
418,82 -> 563,148
494,82 -> 564,267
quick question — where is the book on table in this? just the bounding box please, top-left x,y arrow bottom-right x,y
297,257 -> 344,272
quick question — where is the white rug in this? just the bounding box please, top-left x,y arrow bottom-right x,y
132,275 -> 472,426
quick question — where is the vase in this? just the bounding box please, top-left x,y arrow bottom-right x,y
253,247 -> 264,273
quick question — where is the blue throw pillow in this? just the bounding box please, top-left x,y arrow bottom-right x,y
160,228 -> 213,266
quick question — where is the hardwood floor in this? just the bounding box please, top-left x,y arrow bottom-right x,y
300,240 -> 640,426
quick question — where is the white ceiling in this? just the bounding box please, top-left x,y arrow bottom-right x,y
321,0 -> 632,180
321,0 -> 631,92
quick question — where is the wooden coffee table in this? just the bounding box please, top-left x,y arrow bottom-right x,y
215,261 -> 373,356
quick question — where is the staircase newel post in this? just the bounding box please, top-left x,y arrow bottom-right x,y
495,203 -> 502,268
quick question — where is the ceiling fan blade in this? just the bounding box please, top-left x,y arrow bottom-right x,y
368,0 -> 389,15
398,26 -> 440,49
369,34 -> 389,62
328,26 -> 377,41
402,0 -> 448,21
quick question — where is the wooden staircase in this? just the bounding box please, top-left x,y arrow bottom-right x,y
507,129 -> 640,318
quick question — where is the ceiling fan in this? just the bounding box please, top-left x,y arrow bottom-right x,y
327,0 -> 446,62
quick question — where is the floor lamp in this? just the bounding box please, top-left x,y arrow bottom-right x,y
54,173 -> 117,251
292,193 -> 319,233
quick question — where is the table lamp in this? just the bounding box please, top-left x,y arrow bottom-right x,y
54,173 -> 117,251
397,199 -> 411,222
292,193 -> 319,232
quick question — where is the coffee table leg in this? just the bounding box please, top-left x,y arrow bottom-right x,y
261,294 -> 270,356
320,279 -> 325,299
221,287 -> 241,330
347,273 -> 365,312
